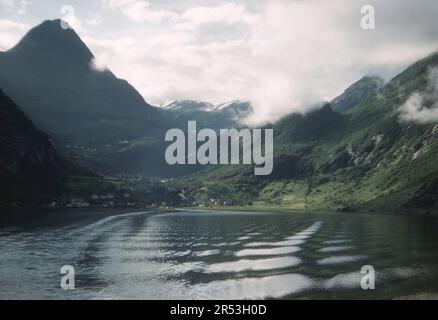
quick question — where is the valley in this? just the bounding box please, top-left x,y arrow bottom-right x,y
0,19 -> 437,215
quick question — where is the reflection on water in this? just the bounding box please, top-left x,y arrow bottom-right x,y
205,257 -> 302,273
318,246 -> 354,253
1,209 -> 438,299
317,255 -> 367,265
192,274 -> 314,300
245,239 -> 306,247
236,246 -> 302,257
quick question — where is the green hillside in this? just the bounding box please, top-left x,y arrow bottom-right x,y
179,53 -> 438,214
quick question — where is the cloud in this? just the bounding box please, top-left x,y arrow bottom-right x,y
178,3 -> 259,30
102,0 -> 178,23
398,67 -> 438,124
5,0 -> 438,125
86,15 -> 103,26
85,0 -> 438,125
0,0 -> 14,6
0,19 -> 28,51
90,57 -> 108,72
0,0 -> 28,15
102,1 -> 257,28
17,0 -> 27,15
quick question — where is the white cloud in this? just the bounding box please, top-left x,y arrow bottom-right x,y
399,67 -> 438,124
0,19 -> 29,51
86,15 -> 103,26
102,0 -> 178,23
0,0 -> 15,8
17,0 -> 28,15
0,0 -> 28,15
63,15 -> 87,34
87,0 -> 438,125
4,0 -> 438,125
178,3 -> 259,30
90,57 -> 108,72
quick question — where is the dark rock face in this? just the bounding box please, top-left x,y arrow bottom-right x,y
0,89 -> 66,202
9,19 -> 94,64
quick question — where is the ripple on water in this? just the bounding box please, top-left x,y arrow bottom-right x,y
385,267 -> 425,280
289,221 -> 323,237
192,273 -> 313,299
286,235 -> 310,240
235,246 -> 301,257
173,250 -> 191,257
323,239 -> 352,245
324,271 -> 364,289
333,234 -> 348,239
191,242 -> 209,247
171,261 -> 205,274
317,255 -> 366,265
243,221 -> 322,249
302,221 -> 323,232
318,246 -> 354,253
245,239 -> 305,247
205,256 -> 302,273
192,249 -> 221,257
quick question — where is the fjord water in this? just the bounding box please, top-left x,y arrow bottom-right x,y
1,209 -> 438,299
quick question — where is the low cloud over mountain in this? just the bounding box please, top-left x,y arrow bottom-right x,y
399,66 -> 438,124
2,0 -> 438,124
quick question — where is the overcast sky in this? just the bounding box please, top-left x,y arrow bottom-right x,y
1,0 -> 438,123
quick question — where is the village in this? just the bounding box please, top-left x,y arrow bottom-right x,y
50,186 -> 234,209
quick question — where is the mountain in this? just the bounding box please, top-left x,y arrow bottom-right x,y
214,100 -> 253,123
0,19 -> 167,176
180,53 -> 438,214
2,19 -> 437,212
0,20 -> 254,177
331,76 -> 384,113
0,89 -> 67,203
163,99 -> 215,112
163,99 -> 253,130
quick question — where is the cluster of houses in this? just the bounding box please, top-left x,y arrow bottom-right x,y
193,198 -> 233,207
52,191 -> 146,208
46,184 -> 232,209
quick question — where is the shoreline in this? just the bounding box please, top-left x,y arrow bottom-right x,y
177,205 -> 438,217
1,203 -> 436,217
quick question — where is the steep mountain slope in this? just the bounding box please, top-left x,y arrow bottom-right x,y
0,20 -> 254,177
0,20 -> 164,143
0,89 -> 67,203
331,76 -> 384,113
0,19 -> 168,176
180,53 -> 438,214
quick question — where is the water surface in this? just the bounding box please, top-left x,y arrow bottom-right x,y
1,209 -> 438,299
